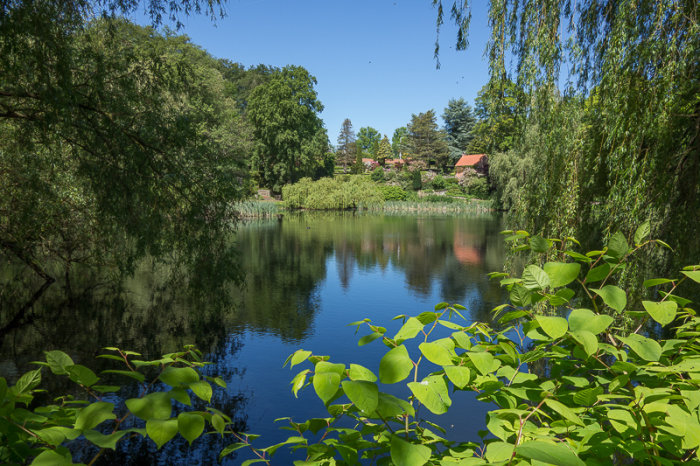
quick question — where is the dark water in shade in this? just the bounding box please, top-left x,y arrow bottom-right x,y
0,212 -> 505,464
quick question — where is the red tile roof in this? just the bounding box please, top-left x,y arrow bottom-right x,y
455,154 -> 486,167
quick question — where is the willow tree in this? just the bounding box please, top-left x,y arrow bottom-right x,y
436,0 -> 699,267
1,1 -> 249,302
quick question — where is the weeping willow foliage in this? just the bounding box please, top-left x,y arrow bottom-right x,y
436,0 -> 699,270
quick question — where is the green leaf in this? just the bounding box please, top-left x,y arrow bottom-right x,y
509,284 -> 532,307
390,435 -> 431,466
571,330 -> 598,357
374,392 -> 415,418
643,278 -> 674,287
529,235 -> 550,252
573,387 -> 604,406
212,413 -> 225,435
285,349 -> 312,368
544,399 -> 584,426
290,369 -> 310,398
16,369 -> 42,394
592,285 -> 627,312
34,427 -> 70,446
394,317 -> 424,341
126,392 -> 172,420
516,440 -> 584,466
522,265 -> 550,290
29,449 -> 73,466
585,263 -> 610,283
642,300 -> 677,326
189,380 -> 212,403
468,351 -> 500,375
634,221 -> 650,245
159,367 -> 199,387
45,351 -> 74,376
146,418 -> 178,449
418,342 -> 453,366
379,345 -> 413,384
618,334 -> 662,362
408,376 -> 451,414
67,364 -> 99,387
220,442 -> 248,459
681,270 -> 700,283
178,412 -> 205,445
568,308 -> 613,335
341,380 -> 378,414
348,364 -> 376,382
607,232 -> 629,259
485,441 -> 515,462
101,369 -> 145,383
535,315 -> 568,339
444,365 -> 470,389
312,372 -> 340,404
83,430 -> 127,449
74,401 -> 116,431
543,262 -> 581,287
169,387 -> 192,406
358,332 -> 383,346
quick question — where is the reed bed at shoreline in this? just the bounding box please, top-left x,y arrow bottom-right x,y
361,199 -> 493,215
235,198 -> 494,218
234,200 -> 282,218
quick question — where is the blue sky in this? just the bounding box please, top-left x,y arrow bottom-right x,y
132,0 -> 492,143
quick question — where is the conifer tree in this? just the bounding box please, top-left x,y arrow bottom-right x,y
336,118 -> 356,173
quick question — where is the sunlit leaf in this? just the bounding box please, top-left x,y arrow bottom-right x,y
379,345 -> 413,384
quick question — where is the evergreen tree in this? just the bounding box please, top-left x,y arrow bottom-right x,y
377,136 -> 392,166
406,110 -> 450,172
350,142 -> 364,174
442,98 -> 476,164
336,118 -> 356,173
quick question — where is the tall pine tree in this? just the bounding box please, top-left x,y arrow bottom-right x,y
336,118 -> 356,173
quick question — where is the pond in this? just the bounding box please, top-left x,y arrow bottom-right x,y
0,212 -> 506,464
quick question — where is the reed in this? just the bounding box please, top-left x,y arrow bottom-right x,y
234,200 -> 282,218
360,199 -> 493,215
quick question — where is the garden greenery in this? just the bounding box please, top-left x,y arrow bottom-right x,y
3,224 -> 700,464
282,176 -> 384,210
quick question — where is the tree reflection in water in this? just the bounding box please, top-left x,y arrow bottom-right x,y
0,212 -> 504,464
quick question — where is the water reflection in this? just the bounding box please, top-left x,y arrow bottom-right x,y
0,212 -> 504,464
233,213 -> 505,336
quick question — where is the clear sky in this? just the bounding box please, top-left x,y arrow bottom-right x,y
131,0 -> 492,143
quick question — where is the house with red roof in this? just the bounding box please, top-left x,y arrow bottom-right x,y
455,154 -> 488,179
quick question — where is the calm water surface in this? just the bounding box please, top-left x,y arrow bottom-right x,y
0,212 -> 505,464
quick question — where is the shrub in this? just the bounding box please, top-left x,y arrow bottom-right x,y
465,176 -> 489,199
283,176 -> 384,210
431,174 -> 446,190
378,185 -> 408,201
370,167 -> 385,182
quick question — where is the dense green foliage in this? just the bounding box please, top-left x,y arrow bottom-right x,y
392,126 -> 409,157
0,18 -> 251,289
357,127 -> 382,158
443,98 -> 477,164
435,0 -> 699,275
377,135 -> 393,166
282,177 -> 384,210
0,346 -> 229,465
336,118 -> 356,172
406,110 -> 450,171
248,66 -> 330,193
